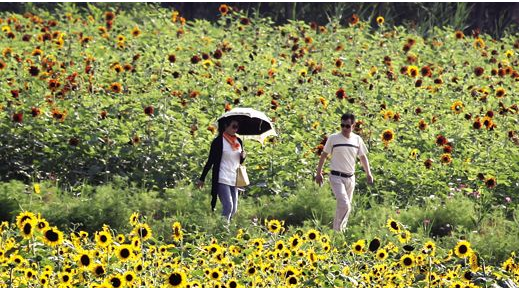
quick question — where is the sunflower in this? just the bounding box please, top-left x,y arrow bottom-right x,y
450,100 -> 463,114
417,119 -> 428,131
31,48 -> 43,57
36,217 -> 49,231
76,250 -> 93,270
144,106 -> 154,116
226,278 -> 241,288
423,240 -> 436,256
474,66 -> 484,76
11,112 -> 22,123
469,252 -> 480,271
48,79 -> 61,91
351,239 -> 366,255
133,223 -> 152,241
133,262 -> 144,274
28,65 -> 40,76
266,219 -> 284,234
95,230 -> 112,248
89,263 -> 105,278
120,272 -> 135,285
112,63 -> 123,73
129,212 -> 140,226
110,82 -> 122,93
400,254 -> 415,268
386,218 -> 400,233
0,59 -> 6,70
41,226 -> 63,247
381,129 -> 394,146
131,26 -> 141,37
473,118 -> 482,129
116,234 -> 125,243
172,221 -> 183,241
382,109 -> 394,120
59,271 -> 73,284
496,87 -> 506,98
473,38 -> 485,49
288,234 -> 302,250
106,274 -> 125,288
286,275 -> 299,286
105,11 -> 115,21
485,177 -> 497,189
209,268 -> 222,281
306,229 -> 320,241
454,240 -> 472,258
376,16 -> 384,25
218,4 -> 229,16
407,148 -> 419,159
435,135 -> 447,146
482,116 -> 493,129
335,88 -> 346,99
440,153 -> 452,165
16,211 -> 36,230
397,230 -> 411,243
454,30 -> 464,39
19,220 -> 35,239
349,14 -> 359,25
407,65 -> 419,77
116,244 -> 134,262
376,249 -> 388,261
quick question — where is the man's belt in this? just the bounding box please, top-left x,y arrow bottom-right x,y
330,170 -> 354,178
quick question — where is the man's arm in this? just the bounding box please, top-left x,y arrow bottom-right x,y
315,152 -> 329,185
359,154 -> 374,185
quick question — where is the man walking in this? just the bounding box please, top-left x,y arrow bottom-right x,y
315,113 -> 374,232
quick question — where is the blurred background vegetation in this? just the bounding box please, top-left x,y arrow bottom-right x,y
1,2 -> 518,38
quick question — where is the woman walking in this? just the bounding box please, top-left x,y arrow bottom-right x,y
197,119 -> 246,221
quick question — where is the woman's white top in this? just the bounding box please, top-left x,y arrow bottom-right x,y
218,138 -> 242,186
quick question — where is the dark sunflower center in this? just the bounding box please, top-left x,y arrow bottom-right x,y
169,273 -> 182,285
403,257 -> 413,266
459,245 -> 468,254
23,223 -> 32,234
95,266 -> 105,275
288,276 -> 298,284
80,255 -> 90,266
111,277 -> 121,287
45,229 -> 59,241
120,248 -> 130,258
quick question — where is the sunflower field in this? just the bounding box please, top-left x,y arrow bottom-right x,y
1,3 -> 519,287
1,211 -> 519,287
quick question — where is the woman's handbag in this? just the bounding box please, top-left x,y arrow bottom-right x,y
236,165 -> 250,187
